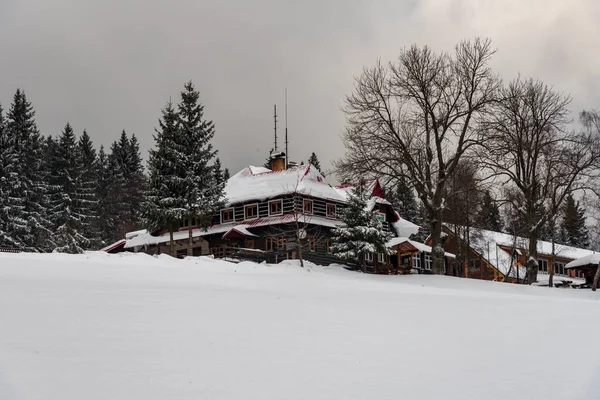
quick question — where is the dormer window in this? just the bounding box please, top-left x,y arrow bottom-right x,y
221,208 -> 234,223
269,199 -> 283,216
303,199 -> 313,215
245,204 -> 258,220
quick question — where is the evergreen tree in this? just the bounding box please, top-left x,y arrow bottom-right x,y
0,104 -> 19,248
307,152 -> 323,175
95,146 -> 114,246
143,100 -> 188,255
331,183 -> 392,272
177,81 -> 225,229
107,130 -> 145,238
223,168 -> 230,181
476,190 -> 503,232
411,201 -> 429,242
76,130 -> 100,248
561,194 -> 590,248
385,177 -> 419,223
49,123 -> 88,253
5,89 -> 50,251
213,157 -> 225,187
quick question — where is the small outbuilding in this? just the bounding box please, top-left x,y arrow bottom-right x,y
565,253 -> 600,290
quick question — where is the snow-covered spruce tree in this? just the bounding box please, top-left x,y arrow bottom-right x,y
50,123 -> 88,253
76,130 -> 100,248
177,81 -> 225,231
561,193 -> 589,248
5,89 -> 51,251
385,176 -> 419,223
213,157 -> 226,188
477,190 -> 503,232
307,152 -> 324,176
223,168 -> 230,181
331,183 -> 392,272
0,104 -> 19,248
143,100 -> 189,256
107,131 -> 145,239
95,146 -> 114,246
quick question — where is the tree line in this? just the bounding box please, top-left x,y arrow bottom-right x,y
0,81 -> 227,254
336,37 -> 600,284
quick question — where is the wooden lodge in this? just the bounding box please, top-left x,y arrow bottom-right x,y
109,153 -> 423,270
433,224 -> 591,285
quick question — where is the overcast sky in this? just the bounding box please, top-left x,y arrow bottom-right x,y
1,0 -> 599,175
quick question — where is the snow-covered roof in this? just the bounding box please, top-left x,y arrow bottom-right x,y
386,237 -> 456,258
222,225 -> 259,239
565,253 -> 600,269
224,164 -> 346,205
124,214 -> 344,249
391,211 -> 420,237
444,225 -> 596,278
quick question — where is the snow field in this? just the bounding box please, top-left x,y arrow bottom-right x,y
0,252 -> 599,400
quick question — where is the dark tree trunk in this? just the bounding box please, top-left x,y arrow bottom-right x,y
593,264 -> 600,291
361,253 -> 366,273
549,232 -> 555,288
188,228 -> 193,257
430,215 -> 445,275
169,229 -> 174,257
526,231 -> 538,284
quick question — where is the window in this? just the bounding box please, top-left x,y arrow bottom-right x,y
377,253 -> 385,263
269,199 -> 283,216
325,239 -> 333,253
221,208 -> 234,223
278,235 -> 286,249
365,252 -> 373,262
244,204 -> 258,220
412,255 -> 421,269
424,253 -> 432,270
539,259 -> 549,273
326,203 -> 337,218
265,237 -> 277,251
303,199 -> 313,215
307,237 -> 316,252
555,262 -> 565,276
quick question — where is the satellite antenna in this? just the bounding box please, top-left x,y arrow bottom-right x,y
285,88 -> 289,168
273,104 -> 278,151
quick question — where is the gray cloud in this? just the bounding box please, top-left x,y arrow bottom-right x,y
1,0 -> 599,175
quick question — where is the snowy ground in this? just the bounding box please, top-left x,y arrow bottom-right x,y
1,253 -> 599,400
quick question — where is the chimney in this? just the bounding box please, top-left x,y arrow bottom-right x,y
270,151 -> 286,171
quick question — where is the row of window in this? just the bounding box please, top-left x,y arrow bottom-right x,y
264,236 -> 333,253
221,199 -> 339,223
538,259 -> 568,276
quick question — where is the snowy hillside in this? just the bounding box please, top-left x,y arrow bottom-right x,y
1,253 -> 599,400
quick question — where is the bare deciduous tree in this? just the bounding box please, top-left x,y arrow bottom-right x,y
481,79 -> 600,284
335,38 -> 500,274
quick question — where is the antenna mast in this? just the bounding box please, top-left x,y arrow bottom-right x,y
285,88 -> 289,168
273,104 -> 278,151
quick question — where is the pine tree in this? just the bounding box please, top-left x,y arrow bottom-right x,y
5,89 -> 50,251
385,177 -> 419,223
411,201 -> 429,242
213,157 -> 225,187
223,168 -> 230,181
177,81 -> 225,229
95,146 -> 114,246
50,123 -> 88,253
76,130 -> 100,248
476,190 -> 503,232
143,100 -> 188,255
307,152 -> 323,175
107,130 -> 145,239
561,194 -> 590,248
0,104 -> 19,248
331,183 -> 392,272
